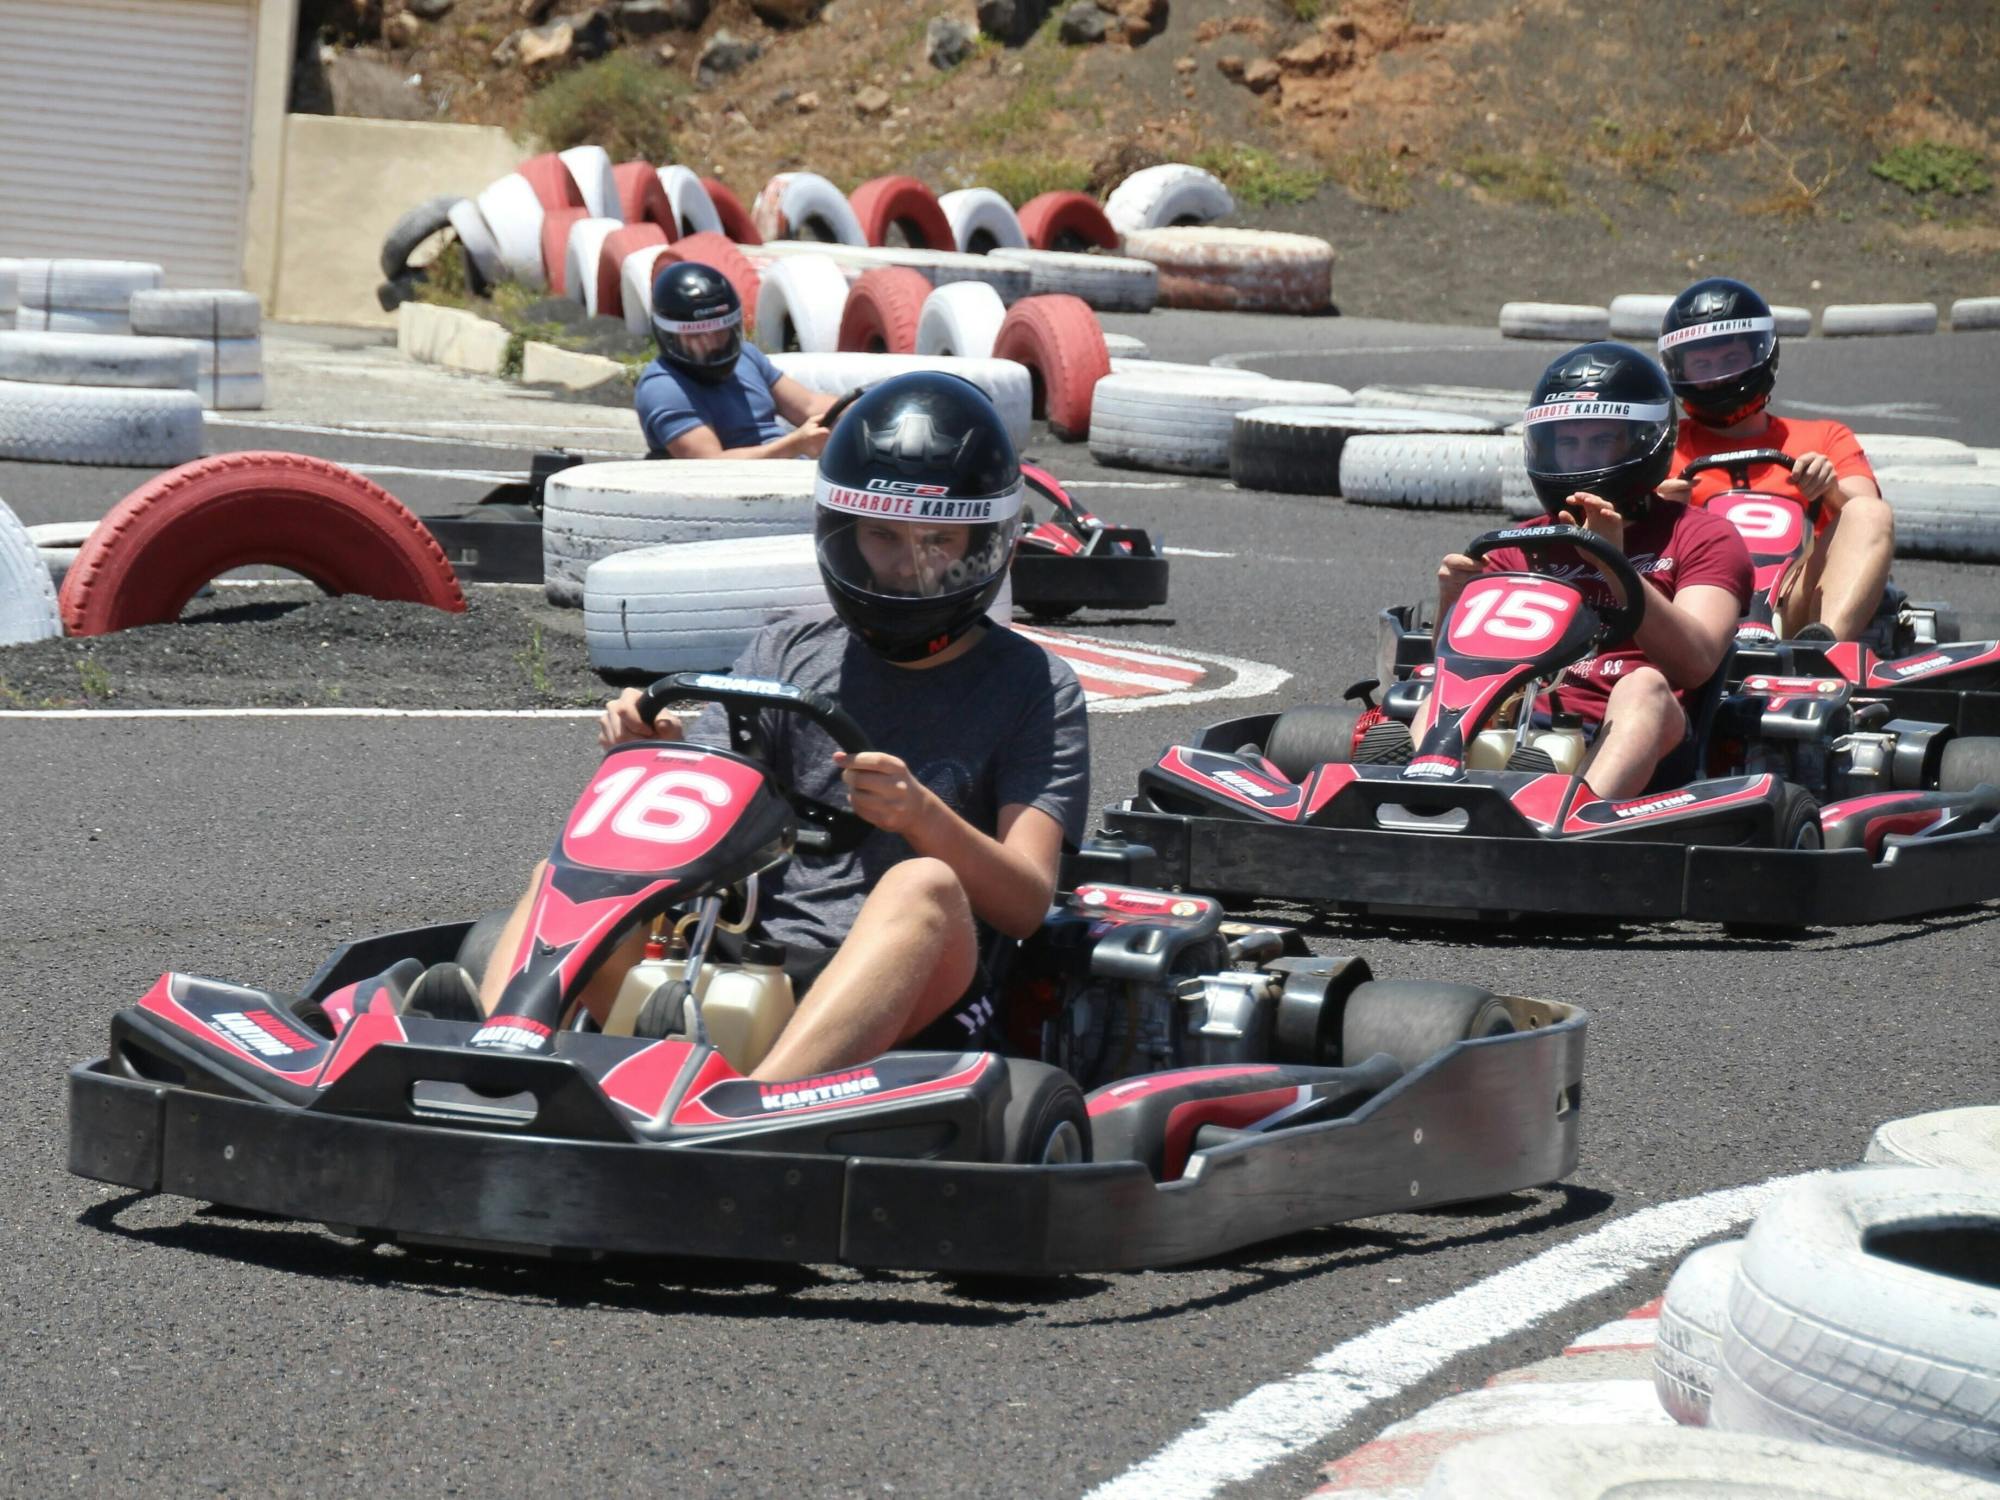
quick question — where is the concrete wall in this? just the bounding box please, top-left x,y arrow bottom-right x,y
244,0 -> 300,303
272,115 -> 523,327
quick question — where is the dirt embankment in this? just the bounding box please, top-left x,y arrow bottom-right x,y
313,0 -> 1998,322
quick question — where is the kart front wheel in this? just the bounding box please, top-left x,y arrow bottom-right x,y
1774,783 -> 1823,850
1265,704 -> 1360,781
1340,980 -> 1515,1071
1001,1059 -> 1091,1164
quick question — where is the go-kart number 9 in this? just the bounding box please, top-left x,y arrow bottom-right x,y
1717,497 -> 1802,544
575,763 -> 733,845
1451,584 -> 1569,652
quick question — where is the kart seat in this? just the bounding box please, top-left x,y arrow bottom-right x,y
1642,646 -> 1735,795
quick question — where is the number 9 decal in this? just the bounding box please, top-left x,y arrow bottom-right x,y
1718,497 -> 1803,545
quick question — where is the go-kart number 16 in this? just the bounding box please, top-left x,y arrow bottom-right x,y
574,763 -> 734,845
1452,584 -> 1571,649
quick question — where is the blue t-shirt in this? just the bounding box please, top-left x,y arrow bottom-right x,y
634,343 -> 787,455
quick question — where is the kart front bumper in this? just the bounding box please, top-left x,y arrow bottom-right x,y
1103,801 -> 2000,927
67,999 -> 1583,1275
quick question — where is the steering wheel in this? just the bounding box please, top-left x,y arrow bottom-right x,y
636,672 -> 874,855
1679,448 -> 1795,485
1465,524 -> 1647,645
820,386 -> 864,430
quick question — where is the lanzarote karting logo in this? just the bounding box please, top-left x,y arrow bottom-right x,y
760,1068 -> 882,1111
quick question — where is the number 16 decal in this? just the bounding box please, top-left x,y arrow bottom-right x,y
574,764 -> 733,845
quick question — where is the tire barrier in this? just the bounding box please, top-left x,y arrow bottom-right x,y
848,175 -> 954,251
836,267 -> 932,354
1105,163 -> 1234,235
1119,227 -> 1334,314
990,293 -> 1110,442
988,247 -> 1159,313
1230,405 -> 1502,496
586,532 -> 821,675
1088,372 -> 1354,475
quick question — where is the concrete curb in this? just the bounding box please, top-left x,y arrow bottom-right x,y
520,341 -> 626,390
395,301 -> 509,376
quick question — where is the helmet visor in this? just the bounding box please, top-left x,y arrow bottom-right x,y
1522,397 -> 1674,482
651,305 -> 743,372
813,471 -> 1024,603
1659,316 -> 1776,390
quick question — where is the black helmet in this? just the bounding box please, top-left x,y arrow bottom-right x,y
1660,276 -> 1780,427
1522,342 -> 1677,521
650,261 -> 743,385
813,372 -> 1023,661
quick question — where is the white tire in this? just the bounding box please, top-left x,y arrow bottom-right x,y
752,241 -> 1033,301
769,351 -> 1032,449
1710,1167 -> 2000,1476
0,332 -> 198,390
1951,297 -> 2000,332
1821,302 -> 1940,337
1119,226 -> 1334,314
620,245 -> 672,335
13,258 -> 163,312
915,280 -> 1007,358
197,372 -> 266,411
1104,163 -> 1234,235
586,532 -> 822,674
1231,405 -> 1501,496
1873,465 -> 2000,560
658,165 -> 723,238
754,254 -> 850,354
1773,305 -> 1813,337
0,262 -> 16,318
753,172 -> 866,245
448,198 -> 506,289
557,145 -> 621,222
1417,1425 -> 2000,1499
0,381 -> 202,465
1858,434 -> 1975,467
1353,383 -> 1531,423
987,247 -> 1159,313
563,217 -> 625,314
13,307 -> 130,335
27,519 -> 92,590
476,172 -> 549,289
938,189 -> 1028,255
1103,333 -> 1148,359
1088,372 -> 1354,475
0,496 -> 62,645
1111,358 -> 1266,381
543,459 -> 817,606
128,289 -> 263,339
1502,451 -> 1544,518
1608,293 -> 1674,340
1500,302 -> 1612,340
187,337 -> 263,378
1655,1240 -> 1745,1427
1339,433 -> 1520,510
1864,1108 -> 2000,1172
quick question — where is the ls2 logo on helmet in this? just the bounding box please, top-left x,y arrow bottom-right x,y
865,479 -> 951,498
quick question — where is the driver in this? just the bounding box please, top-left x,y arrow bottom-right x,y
1430,343 -> 1751,800
1661,277 -> 1893,643
636,260 -> 842,460
470,372 -> 1090,1081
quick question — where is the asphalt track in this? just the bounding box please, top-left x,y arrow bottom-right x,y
3,313 -> 1998,1497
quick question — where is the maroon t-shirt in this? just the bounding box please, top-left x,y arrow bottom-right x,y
1478,499 -> 1751,724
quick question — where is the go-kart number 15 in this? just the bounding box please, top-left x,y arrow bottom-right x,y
575,763 -> 734,846
1451,583 -> 1573,652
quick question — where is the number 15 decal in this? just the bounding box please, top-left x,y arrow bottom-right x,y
1454,585 -> 1570,644
574,763 -> 733,845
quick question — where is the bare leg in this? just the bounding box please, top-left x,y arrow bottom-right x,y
1782,498 -> 1894,640
1583,669 -> 1687,800
751,858 -> 979,1081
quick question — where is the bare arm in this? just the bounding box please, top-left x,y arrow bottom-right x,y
1630,582 -> 1740,689
664,420 -> 827,461
770,374 -> 838,427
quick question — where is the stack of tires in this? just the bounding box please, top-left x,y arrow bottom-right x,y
130,290 -> 265,411
10,258 -> 160,334
0,327 -> 203,467
1650,1106 -> 2000,1485
1103,163 -> 1338,315
0,495 -> 63,644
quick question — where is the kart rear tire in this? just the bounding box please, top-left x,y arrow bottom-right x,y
1774,783 -> 1823,850
455,907 -> 516,988
1340,980 -> 1515,1071
1939,736 -> 2000,793
1001,1059 -> 1091,1165
1264,704 -> 1360,781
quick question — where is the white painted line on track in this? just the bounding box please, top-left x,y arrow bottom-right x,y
1163,546 -> 1234,558
204,415 -> 632,457
346,463 -> 520,484
1084,1171 -> 1821,1500
0,708 -> 598,720
1060,480 -> 1187,490
1214,344 -> 1511,368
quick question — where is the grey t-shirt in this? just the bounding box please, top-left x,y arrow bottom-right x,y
686,617 -> 1090,954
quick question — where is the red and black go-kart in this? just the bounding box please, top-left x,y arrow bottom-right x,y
1104,525 -> 2000,928
68,674 -> 1582,1275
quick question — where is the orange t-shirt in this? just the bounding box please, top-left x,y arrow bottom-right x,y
1672,415 -> 1878,534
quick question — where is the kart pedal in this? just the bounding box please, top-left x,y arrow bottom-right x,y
1353,722 -> 1415,765
1503,745 -> 1561,774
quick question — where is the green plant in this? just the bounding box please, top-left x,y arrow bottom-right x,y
975,153 -> 1093,206
1317,147 -> 1412,211
76,658 -> 113,701
1870,141 -> 1991,197
516,623 -> 550,697
1191,145 -> 1324,208
0,678 -> 26,709
524,51 -> 684,162
1460,149 -> 1570,209
1282,0 -> 1325,17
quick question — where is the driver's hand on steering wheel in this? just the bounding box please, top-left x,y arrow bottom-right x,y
1654,477 -> 1692,503
1790,451 -> 1840,507
1436,551 -> 1483,612
1555,491 -> 1625,551
834,749 -> 935,838
598,687 -> 685,750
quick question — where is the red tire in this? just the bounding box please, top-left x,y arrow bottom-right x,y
596,223 -> 669,320
848,175 -> 953,250
991,294 -> 1110,441
659,232 -> 762,333
701,177 -> 762,245
613,160 -> 676,236
837,267 -> 932,353
517,152 -> 586,213
539,206 -> 589,295
1017,192 -> 1118,252
60,452 -> 466,637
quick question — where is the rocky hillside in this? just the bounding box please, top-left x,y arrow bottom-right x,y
298,0 -> 2000,322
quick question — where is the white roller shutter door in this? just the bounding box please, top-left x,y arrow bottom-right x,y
0,0 -> 255,288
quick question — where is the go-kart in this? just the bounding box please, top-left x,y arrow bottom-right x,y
1105,525 -> 2000,927
68,674 -> 1583,1274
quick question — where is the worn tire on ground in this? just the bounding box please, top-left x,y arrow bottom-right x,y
1089,372 -> 1353,475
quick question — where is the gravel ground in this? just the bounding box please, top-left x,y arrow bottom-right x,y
0,586 -> 600,710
